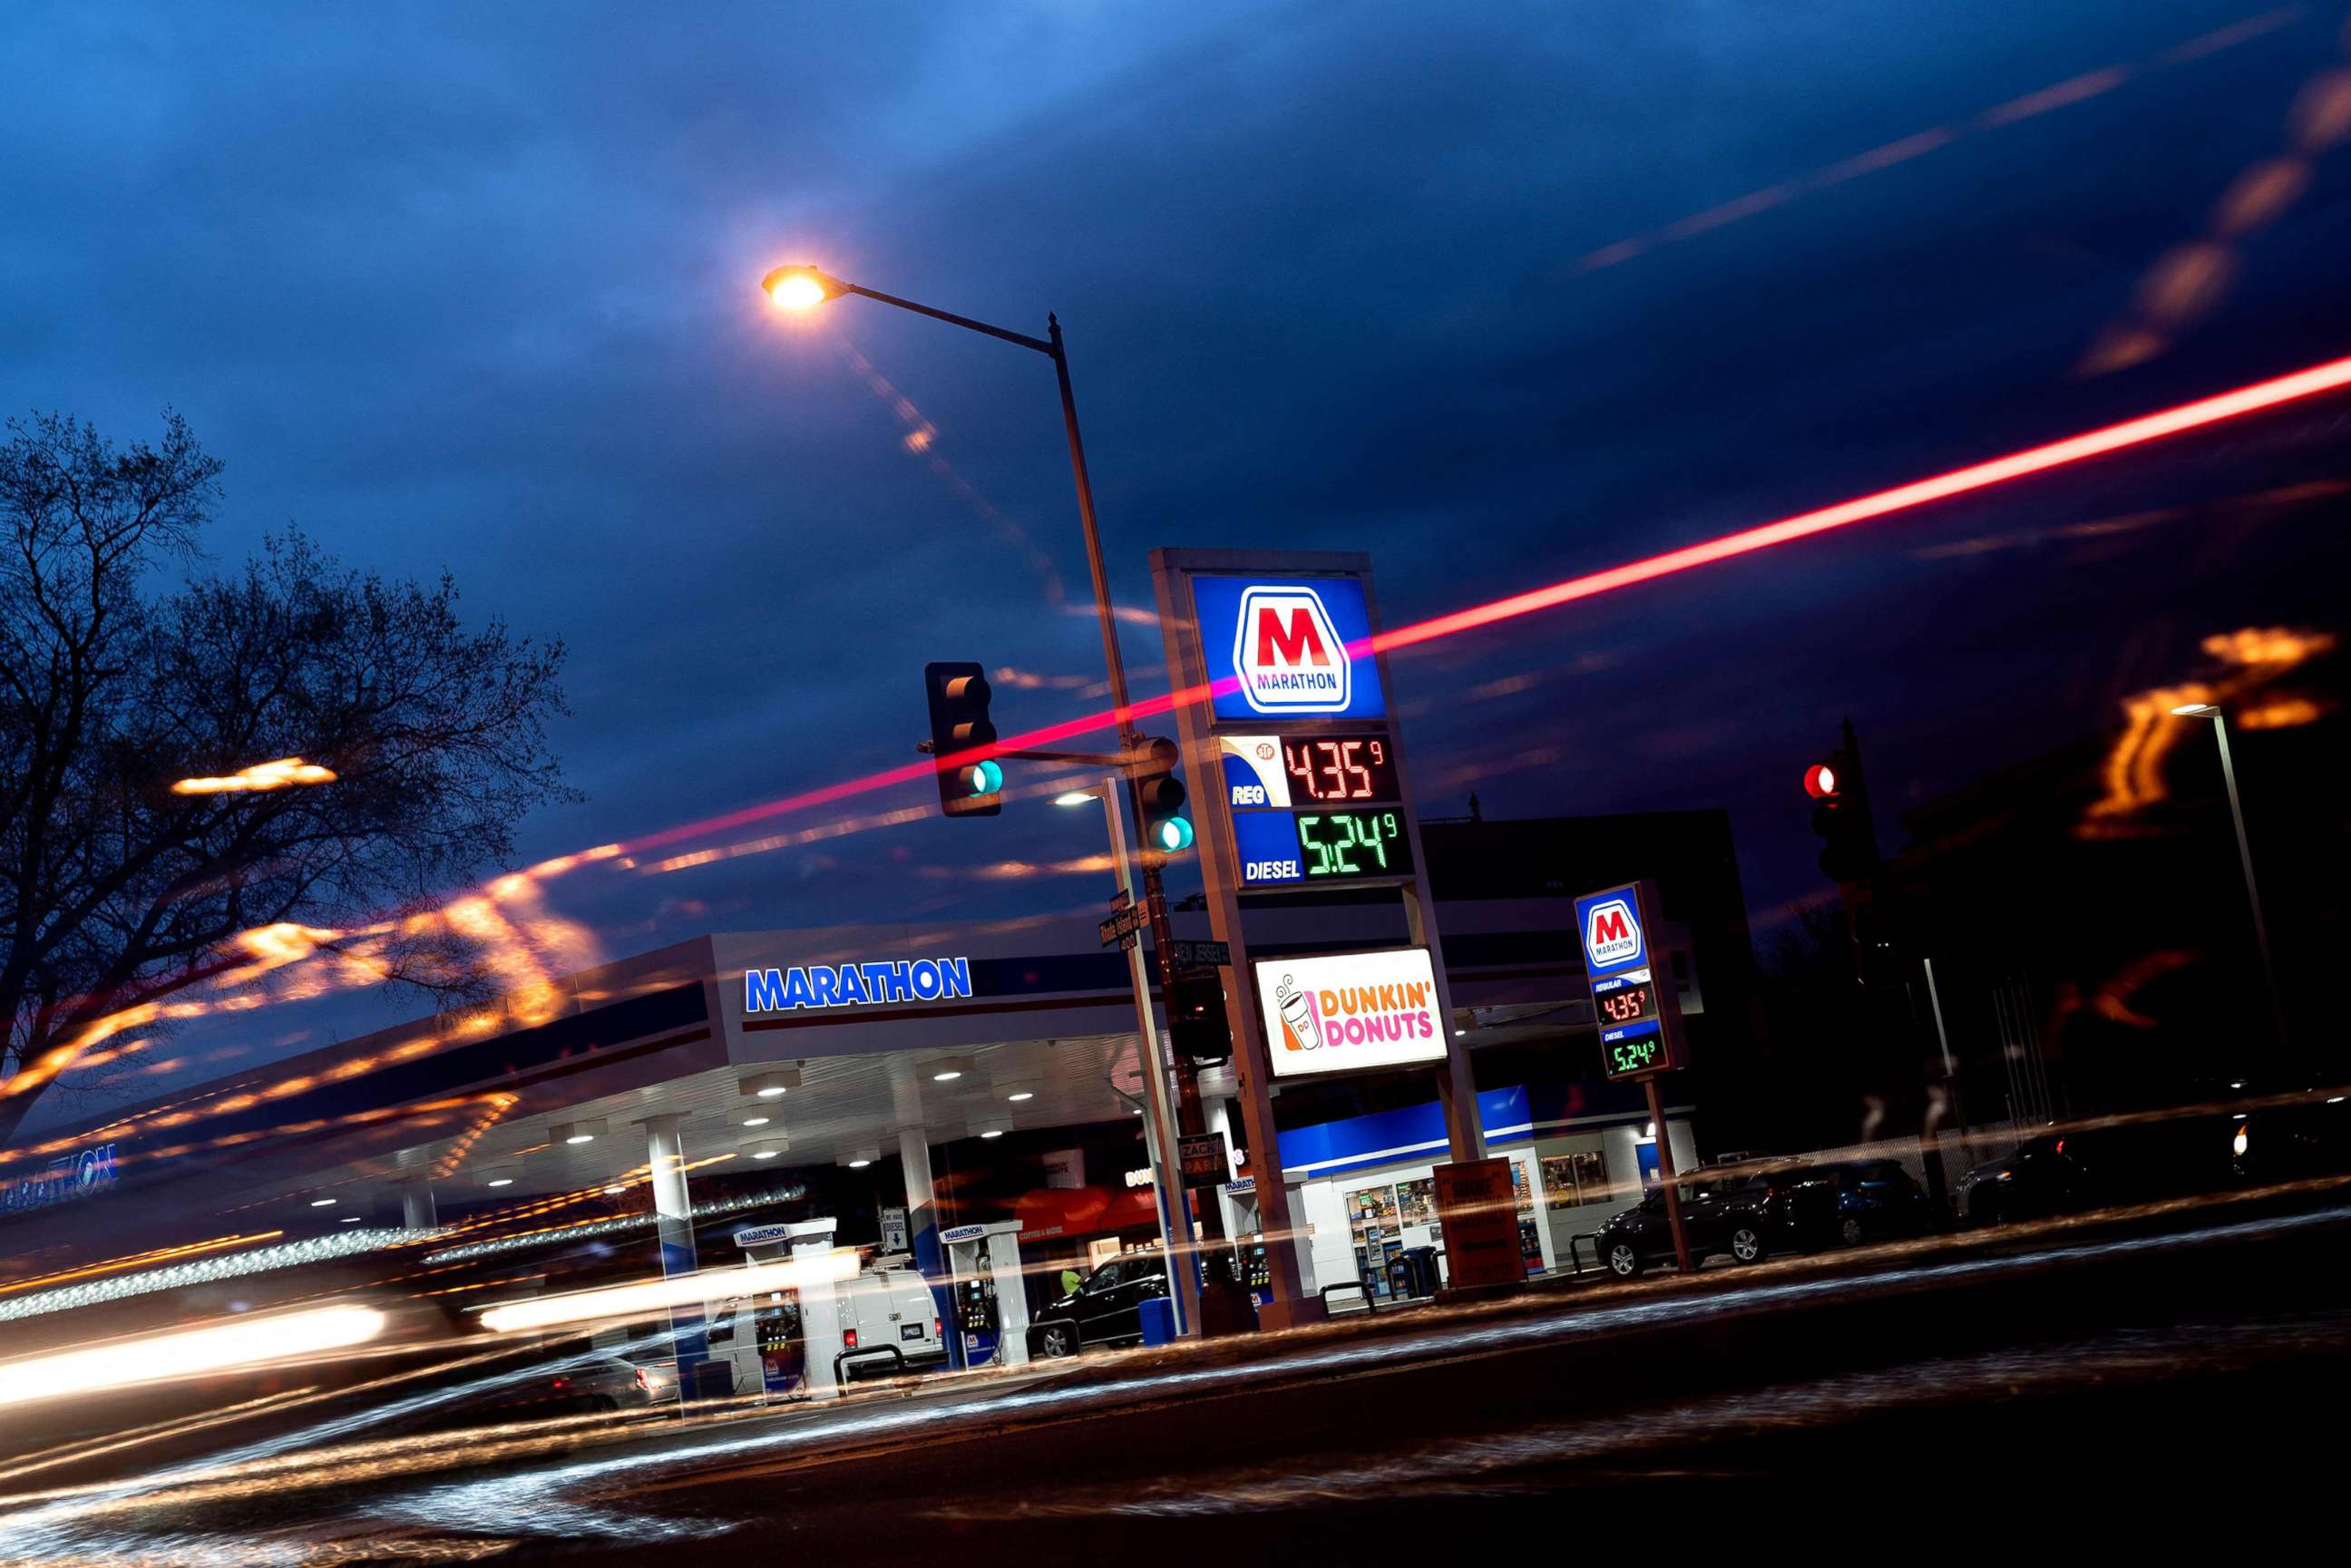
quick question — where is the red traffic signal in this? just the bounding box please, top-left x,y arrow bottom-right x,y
1803,761 -> 1840,801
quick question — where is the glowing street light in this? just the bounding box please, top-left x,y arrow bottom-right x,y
761,266 -> 841,311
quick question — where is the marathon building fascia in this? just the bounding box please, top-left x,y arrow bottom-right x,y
1,812 -> 1751,1260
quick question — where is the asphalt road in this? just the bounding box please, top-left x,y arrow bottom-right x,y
7,1186 -> 2347,1563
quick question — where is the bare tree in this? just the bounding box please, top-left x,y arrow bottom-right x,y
0,411 -> 573,1142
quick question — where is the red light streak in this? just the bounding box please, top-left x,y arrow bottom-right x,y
623,351 -> 2351,857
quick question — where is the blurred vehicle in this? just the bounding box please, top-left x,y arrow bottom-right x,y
1827,1159 -> 1935,1244
1030,1253 -> 1169,1356
1955,1135 -> 2082,1225
426,1342 -> 677,1429
2230,1094 -> 2351,1184
1956,1114 -> 2239,1226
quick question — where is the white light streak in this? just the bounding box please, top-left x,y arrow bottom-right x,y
478,1251 -> 858,1334
0,1304 -> 385,1410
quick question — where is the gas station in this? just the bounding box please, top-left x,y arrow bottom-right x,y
0,554 -> 1741,1401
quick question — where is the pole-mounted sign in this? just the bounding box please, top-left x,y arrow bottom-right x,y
1151,547 -> 1481,1329
1575,877 -> 1693,1271
1573,880 -> 1688,1080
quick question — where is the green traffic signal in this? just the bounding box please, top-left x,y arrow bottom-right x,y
1154,814 -> 1195,852
967,759 -> 1005,795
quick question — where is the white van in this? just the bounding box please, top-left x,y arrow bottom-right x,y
706,1258 -> 944,1398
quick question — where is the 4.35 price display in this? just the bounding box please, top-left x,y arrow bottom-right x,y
1281,735 -> 1400,803
1297,810 -> 1415,880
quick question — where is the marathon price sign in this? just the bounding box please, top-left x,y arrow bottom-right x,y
1575,879 -> 1687,1081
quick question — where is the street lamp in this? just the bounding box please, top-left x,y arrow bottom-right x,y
2168,702 -> 2286,1050
759,262 -> 1216,1330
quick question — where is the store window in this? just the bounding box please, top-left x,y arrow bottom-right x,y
1540,1150 -> 1611,1211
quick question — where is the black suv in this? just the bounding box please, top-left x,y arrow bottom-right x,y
1030,1254 -> 1169,1357
1594,1162 -> 1855,1277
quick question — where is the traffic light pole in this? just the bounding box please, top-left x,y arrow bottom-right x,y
1091,776 -> 1203,1339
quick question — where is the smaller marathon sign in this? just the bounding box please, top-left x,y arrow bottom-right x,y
746,955 -> 972,1014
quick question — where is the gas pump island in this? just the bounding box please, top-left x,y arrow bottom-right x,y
941,1220 -> 1029,1369
1150,550 -> 1488,1328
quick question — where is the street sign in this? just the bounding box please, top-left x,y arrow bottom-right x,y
1176,1131 -> 1230,1190
1098,901 -> 1148,950
1575,879 -> 1688,1080
1171,939 -> 1230,969
1432,1158 -> 1527,1293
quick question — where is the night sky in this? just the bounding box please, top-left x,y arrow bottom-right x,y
7,1 -> 2348,1108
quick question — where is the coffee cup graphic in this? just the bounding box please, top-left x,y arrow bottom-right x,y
1275,974 -> 1322,1053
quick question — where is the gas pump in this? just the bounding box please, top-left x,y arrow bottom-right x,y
940,1220 -> 1029,1369
727,1218 -> 844,1400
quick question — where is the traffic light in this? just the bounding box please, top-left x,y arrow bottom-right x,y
1167,969 -> 1231,1065
1131,735 -> 1193,852
922,661 -> 1002,817
1806,718 -> 1879,881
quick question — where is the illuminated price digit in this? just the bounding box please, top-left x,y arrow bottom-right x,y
1343,742 -> 1371,799
1286,744 -> 1314,799
1318,741 -> 1346,802
1298,815 -> 1332,875
1329,813 -> 1361,874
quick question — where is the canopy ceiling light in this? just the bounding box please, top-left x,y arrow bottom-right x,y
551,1117 -> 607,1146
743,1137 -> 790,1162
839,1147 -> 879,1170
739,1067 -> 802,1100
928,1056 -> 975,1084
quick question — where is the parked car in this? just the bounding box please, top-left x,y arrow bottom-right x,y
1825,1159 -> 1935,1244
1030,1253 -> 1169,1356
1595,1159 -> 1892,1277
706,1259 -> 946,1393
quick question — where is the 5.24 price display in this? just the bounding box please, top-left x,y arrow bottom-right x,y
1296,810 -> 1415,880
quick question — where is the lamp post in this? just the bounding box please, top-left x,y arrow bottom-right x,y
763,264 -> 1237,1304
2168,703 -> 2286,1052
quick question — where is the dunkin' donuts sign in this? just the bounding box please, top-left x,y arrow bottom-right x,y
1254,947 -> 1446,1079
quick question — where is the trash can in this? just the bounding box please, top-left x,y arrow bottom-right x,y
1398,1245 -> 1440,1300
1137,1295 -> 1177,1347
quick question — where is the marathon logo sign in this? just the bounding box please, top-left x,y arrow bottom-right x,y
1584,900 -> 1640,967
1195,574 -> 1385,724
745,956 -> 972,1013
1233,586 -> 1351,715
0,1144 -> 119,1214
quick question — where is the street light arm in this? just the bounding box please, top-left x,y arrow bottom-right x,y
835,282 -> 1057,356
